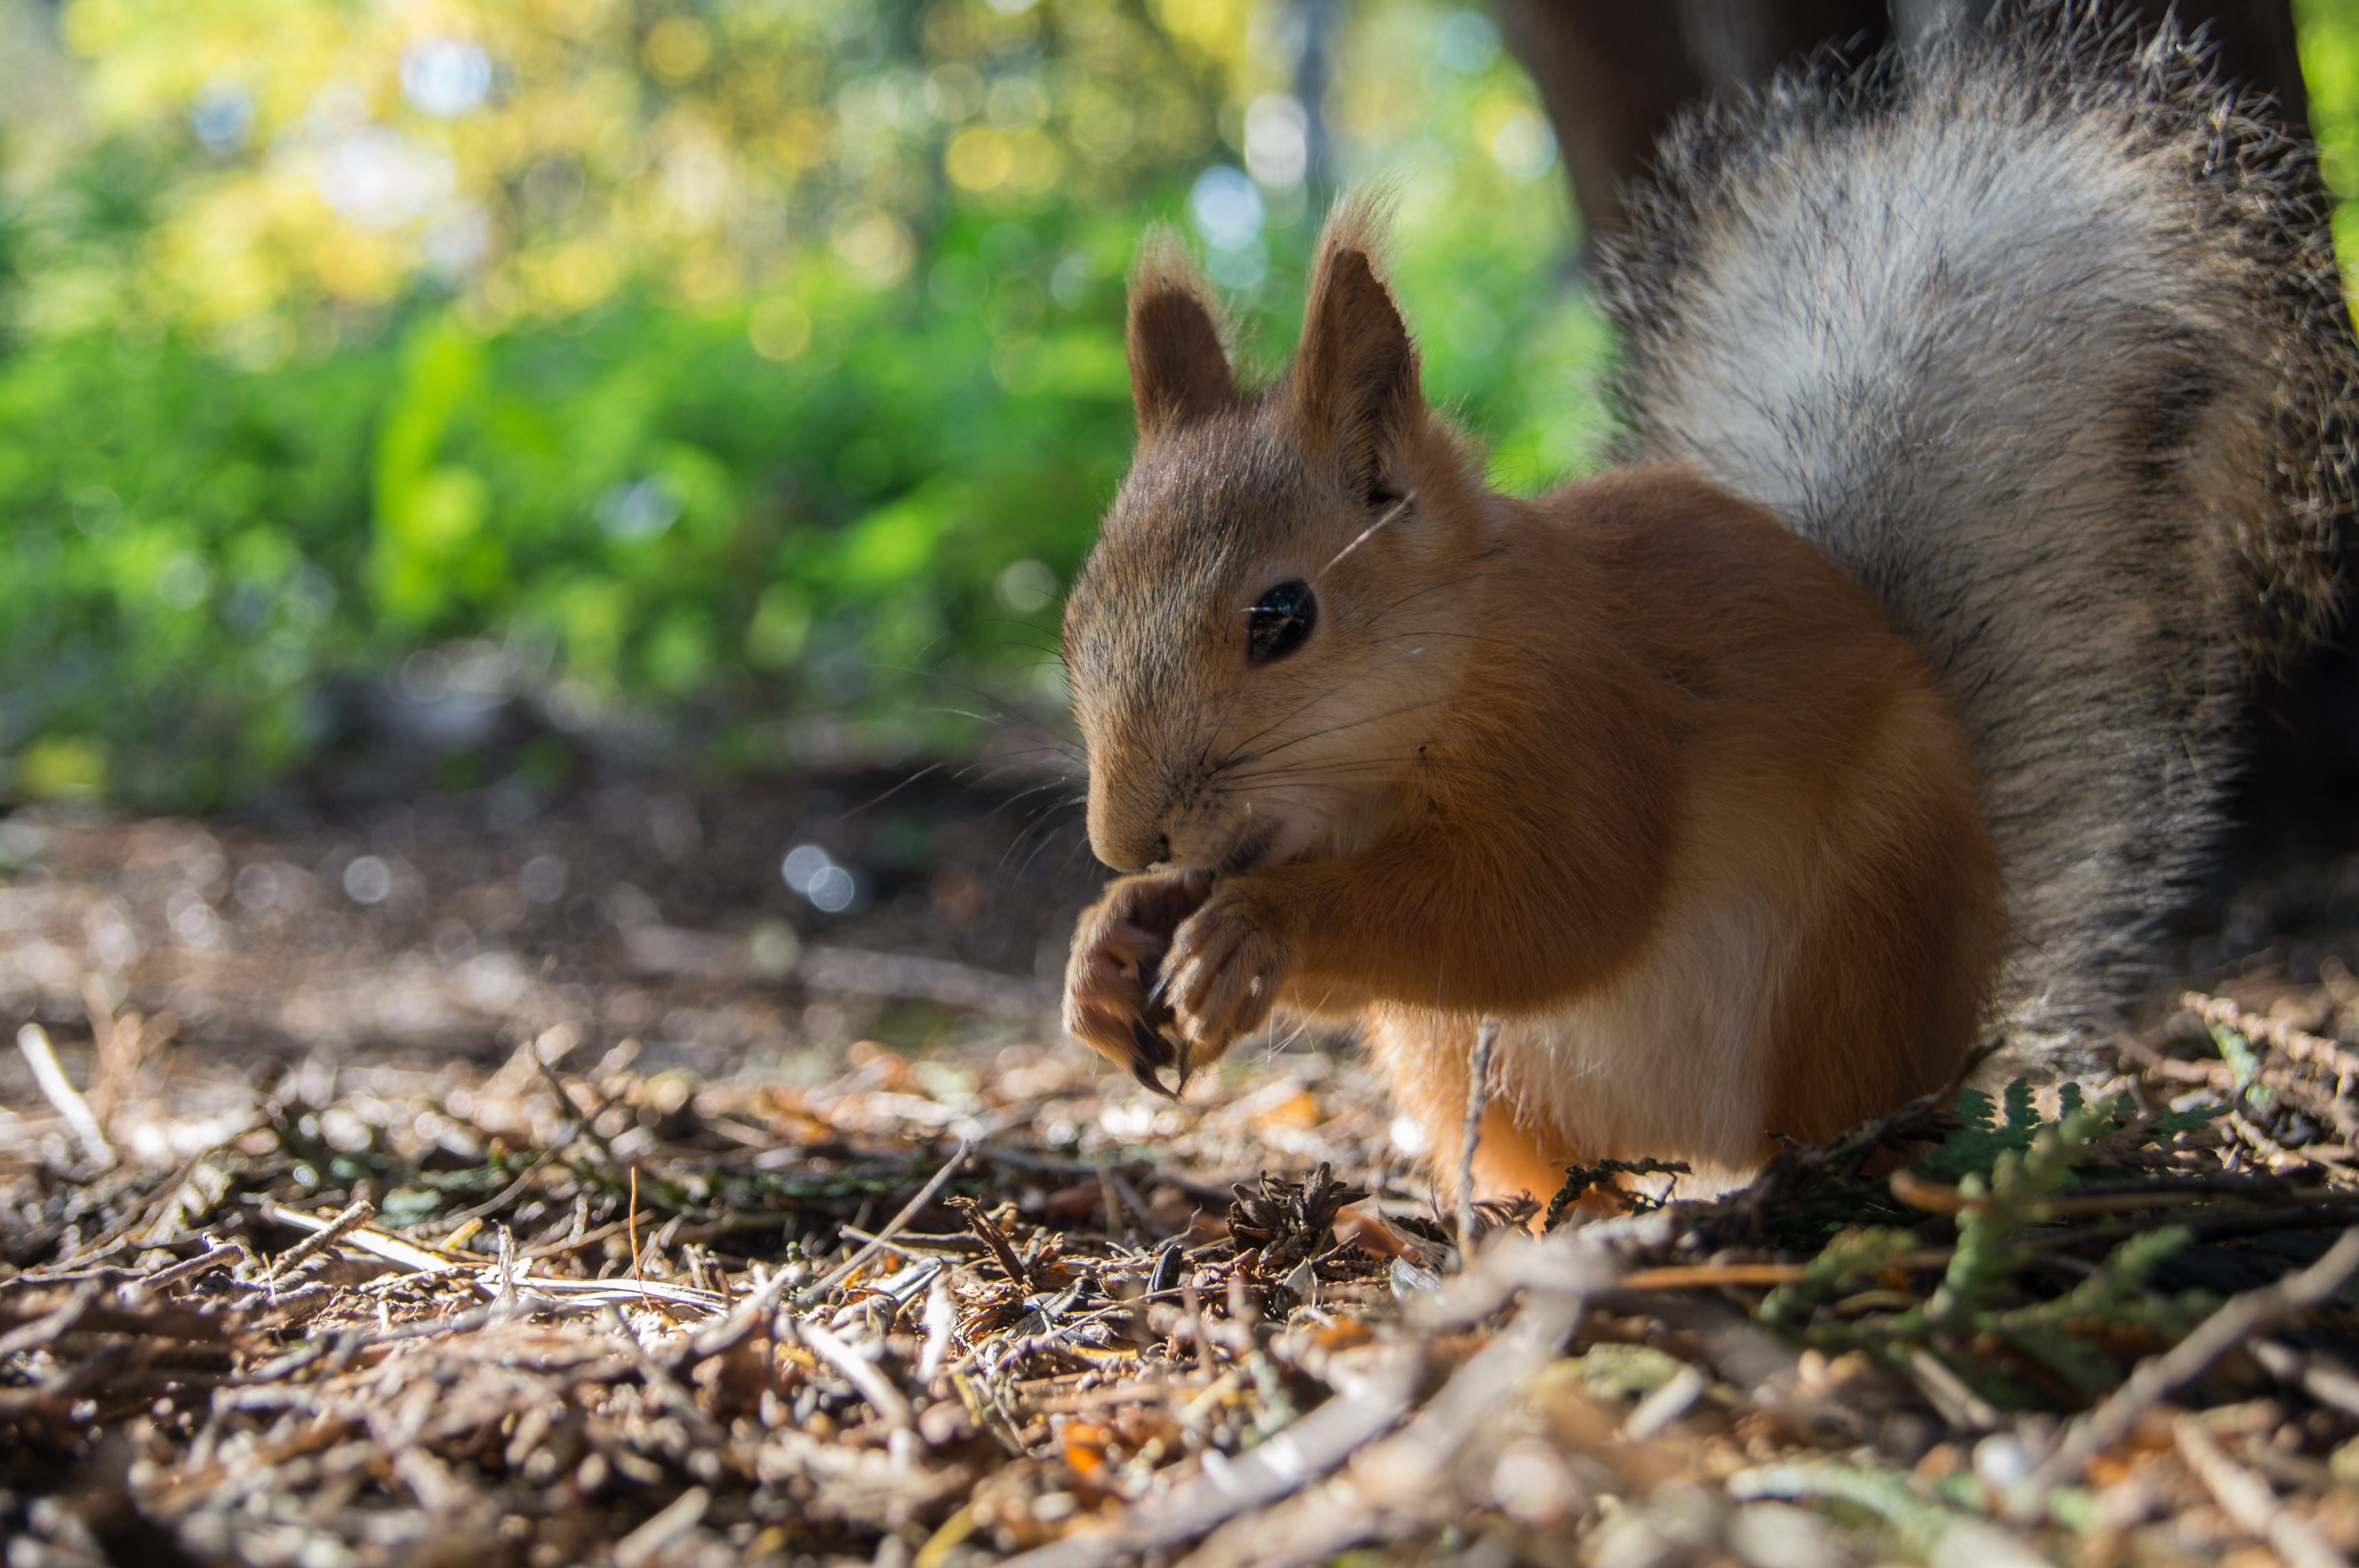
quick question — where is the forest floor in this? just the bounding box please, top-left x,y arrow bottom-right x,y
10,775 -> 2359,1567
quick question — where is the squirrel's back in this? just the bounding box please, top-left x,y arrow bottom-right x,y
1601,9 -> 2359,1059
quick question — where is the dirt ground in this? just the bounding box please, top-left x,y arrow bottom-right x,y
0,766 -> 1125,1104
3,746 -> 2357,1093
12,763 -> 2359,1567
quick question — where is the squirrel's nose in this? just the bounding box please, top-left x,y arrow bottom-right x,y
1084,771 -> 1174,871
1092,829 -> 1169,874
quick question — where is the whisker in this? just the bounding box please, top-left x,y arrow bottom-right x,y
1011,809 -> 1090,880
998,796 -> 1087,876
983,778 -> 1085,821
911,614 -> 1066,662
882,665 -> 1076,742
845,762 -> 946,818
1263,1014 -> 1314,1065
1234,752 -> 1563,786
966,743 -> 1088,778
1217,621 -> 1494,764
1368,569 -> 1499,622
1214,752 -> 1568,794
959,747 -> 1086,780
919,703 -> 1031,728
1221,696 -> 1456,771
1361,630 -> 1527,651
1217,664 -> 1404,759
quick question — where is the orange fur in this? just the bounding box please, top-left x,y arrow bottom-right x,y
1061,207 -> 2008,1203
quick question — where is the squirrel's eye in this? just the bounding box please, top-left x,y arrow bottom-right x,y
1247,581 -> 1316,663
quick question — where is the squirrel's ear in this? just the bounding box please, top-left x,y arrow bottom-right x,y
1126,238 -> 1237,437
1292,209 -> 1418,504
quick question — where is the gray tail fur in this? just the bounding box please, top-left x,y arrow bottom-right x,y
1599,4 -> 2359,1058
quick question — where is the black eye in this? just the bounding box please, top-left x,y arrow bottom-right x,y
1247,581 -> 1316,663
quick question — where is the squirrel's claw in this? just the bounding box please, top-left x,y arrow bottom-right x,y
1067,870 -> 1219,1099
1127,1018 -> 1181,1099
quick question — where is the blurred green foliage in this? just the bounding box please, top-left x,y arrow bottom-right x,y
2304,0 -> 2359,253
0,0 -> 1602,808
10,3 -> 2359,810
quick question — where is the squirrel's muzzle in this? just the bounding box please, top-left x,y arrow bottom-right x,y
1086,797 -> 1170,874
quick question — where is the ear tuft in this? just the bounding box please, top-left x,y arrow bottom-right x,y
1291,194 -> 1420,502
1127,231 -> 1239,436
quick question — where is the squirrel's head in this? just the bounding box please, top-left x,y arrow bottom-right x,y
1064,203 -> 1486,876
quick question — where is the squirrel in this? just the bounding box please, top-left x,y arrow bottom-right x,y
1056,8 -> 2359,1202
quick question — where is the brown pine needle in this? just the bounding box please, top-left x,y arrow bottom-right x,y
627,1165 -> 642,1291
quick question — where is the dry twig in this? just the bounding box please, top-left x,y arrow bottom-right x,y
1457,1017 -> 1499,1256
2008,1226 -> 2359,1519
16,1024 -> 115,1169
2175,1414 -> 2351,1568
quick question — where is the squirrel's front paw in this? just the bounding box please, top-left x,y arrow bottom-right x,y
1167,882 -> 1291,1064
1064,871 -> 1212,1096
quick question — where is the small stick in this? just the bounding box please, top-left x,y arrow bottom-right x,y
598,1306 -> 729,1448
261,1199 -> 374,1285
1890,1168 -> 2232,1218
662,1141 -> 973,1372
262,1201 -> 461,1274
1097,1160 -> 1125,1237
615,1488 -> 712,1568
2131,1014 -> 2359,1141
135,1242 -> 250,1295
1457,1018 -> 1499,1259
2187,993 -> 2359,1081
532,1046 -> 625,1167
1615,1257 -> 1947,1291
919,1270 -> 957,1383
79,974 -> 138,1124
798,1317 -> 914,1429
417,1144 -> 563,1237
519,1218 -> 628,1264
794,1140 -> 972,1307
1107,1165 -> 1164,1238
1184,1268 -> 1596,1568
1180,1276 -> 1212,1376
0,1280 -> 103,1357
626,1165 -> 642,1289
80,974 -> 117,1070
1906,1348 -> 2002,1434
991,1340 -> 1431,1568
16,1025 -> 115,1169
2008,1225 -> 2359,1519
949,1195 -> 1030,1289
2175,1414 -> 2351,1568
2255,1339 -> 2359,1422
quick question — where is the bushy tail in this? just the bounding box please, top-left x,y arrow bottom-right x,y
1599,5 -> 2359,1057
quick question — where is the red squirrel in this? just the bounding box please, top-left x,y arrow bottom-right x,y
1057,12 -> 2357,1201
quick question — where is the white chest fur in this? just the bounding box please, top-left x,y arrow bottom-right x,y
1363,889 -> 1792,1199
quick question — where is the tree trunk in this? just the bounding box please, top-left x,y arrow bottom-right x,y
1495,0 -> 2307,246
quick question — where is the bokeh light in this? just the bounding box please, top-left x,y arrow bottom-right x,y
0,0 -> 1637,808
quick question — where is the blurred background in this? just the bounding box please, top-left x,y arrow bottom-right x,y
0,0 -> 1620,1074
0,0 -> 1604,815
1,0 -> 2354,815
3,0 -> 2359,1074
